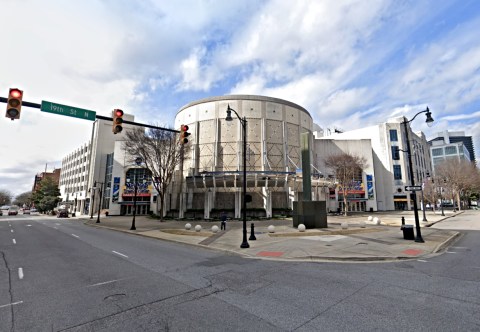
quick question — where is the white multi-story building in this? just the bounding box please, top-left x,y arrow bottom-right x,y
318,116 -> 432,211
59,143 -> 90,214
429,131 -> 472,171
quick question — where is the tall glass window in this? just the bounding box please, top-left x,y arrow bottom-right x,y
393,165 -> 402,180
389,129 -> 398,142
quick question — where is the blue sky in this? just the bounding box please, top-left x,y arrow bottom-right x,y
1,0 -> 479,197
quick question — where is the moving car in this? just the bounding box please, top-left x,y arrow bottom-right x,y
8,209 -> 18,216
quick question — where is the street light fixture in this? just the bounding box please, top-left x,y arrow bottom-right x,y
402,107 -> 434,243
225,104 -> 249,249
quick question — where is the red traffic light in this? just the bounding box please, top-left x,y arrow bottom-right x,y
5,88 -> 23,120
179,124 -> 191,144
10,89 -> 22,99
112,109 -> 124,134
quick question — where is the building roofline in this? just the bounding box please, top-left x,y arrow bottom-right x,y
177,94 -> 311,118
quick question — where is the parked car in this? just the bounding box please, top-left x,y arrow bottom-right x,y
23,209 -> 31,214
30,208 -> 39,215
57,210 -> 69,218
0,210 -> 3,216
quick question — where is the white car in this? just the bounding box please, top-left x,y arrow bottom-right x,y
30,208 -> 40,215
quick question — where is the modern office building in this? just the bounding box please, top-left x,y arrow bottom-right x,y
429,131 -> 475,170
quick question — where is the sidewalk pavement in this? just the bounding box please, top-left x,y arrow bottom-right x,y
79,210 -> 462,262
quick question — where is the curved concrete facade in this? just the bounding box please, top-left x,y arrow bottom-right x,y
174,95 -> 314,219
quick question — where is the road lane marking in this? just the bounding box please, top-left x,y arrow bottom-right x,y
417,259 -> 428,262
87,279 -> 123,288
18,268 -> 24,280
446,251 -> 457,254
112,251 -> 128,258
12,239 -> 16,244
71,234 -> 80,238
11,230 -> 13,233
55,223 -> 61,225
26,224 -> 32,227
0,301 -> 23,309
54,227 -> 58,229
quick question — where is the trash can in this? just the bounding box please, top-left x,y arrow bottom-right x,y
401,225 -> 414,240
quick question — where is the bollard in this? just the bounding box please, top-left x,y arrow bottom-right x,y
249,223 -> 257,240
400,216 -> 405,229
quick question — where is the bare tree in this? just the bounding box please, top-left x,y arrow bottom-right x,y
0,189 -> 13,206
324,152 -> 367,216
422,179 -> 438,213
435,158 -> 477,210
124,126 -> 186,221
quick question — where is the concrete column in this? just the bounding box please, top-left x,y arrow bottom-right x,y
204,191 -> 213,219
262,188 -> 272,218
235,191 -> 241,219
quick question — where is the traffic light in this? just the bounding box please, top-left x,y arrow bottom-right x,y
5,88 -> 23,120
179,124 -> 190,144
112,109 -> 124,134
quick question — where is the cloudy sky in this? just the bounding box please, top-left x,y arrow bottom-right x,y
1,0 -> 479,198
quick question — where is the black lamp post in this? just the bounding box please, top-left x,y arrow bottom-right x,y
74,193 -> 78,217
96,182 -> 104,223
130,157 -> 143,231
226,104 -> 249,249
402,107 -> 434,243
90,182 -> 96,219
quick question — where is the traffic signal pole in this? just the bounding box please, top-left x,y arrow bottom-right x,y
0,97 -> 179,133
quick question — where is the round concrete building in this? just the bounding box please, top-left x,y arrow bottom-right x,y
174,95 -> 313,219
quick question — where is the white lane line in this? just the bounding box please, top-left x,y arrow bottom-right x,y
55,223 -> 61,225
18,268 -> 24,280
54,227 -> 58,229
446,251 -> 457,254
112,251 -> 129,258
451,247 -> 468,249
0,301 -> 23,309
12,239 -> 16,244
71,234 -> 80,238
26,224 -> 32,227
11,230 -> 13,233
87,279 -> 123,288
417,259 -> 428,262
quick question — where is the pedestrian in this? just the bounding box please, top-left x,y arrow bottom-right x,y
220,211 -> 227,230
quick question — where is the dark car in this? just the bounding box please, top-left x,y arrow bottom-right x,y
57,210 -> 69,218
8,209 -> 18,216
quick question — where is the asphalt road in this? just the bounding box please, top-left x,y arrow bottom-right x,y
0,211 -> 479,331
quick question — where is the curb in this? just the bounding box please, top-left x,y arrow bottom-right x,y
433,231 -> 462,253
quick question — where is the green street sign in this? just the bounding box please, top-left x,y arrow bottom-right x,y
41,100 -> 96,121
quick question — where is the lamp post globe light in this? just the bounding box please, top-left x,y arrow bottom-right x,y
402,107 -> 434,243
225,104 -> 249,249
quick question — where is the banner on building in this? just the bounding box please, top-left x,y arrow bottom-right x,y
112,177 -> 120,202
366,174 -> 374,199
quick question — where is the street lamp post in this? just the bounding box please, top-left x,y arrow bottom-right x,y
130,157 -> 143,231
96,182 -> 104,223
421,181 -> 427,222
226,104 -> 249,248
402,107 -> 434,243
90,182 -> 96,219
74,193 -> 78,217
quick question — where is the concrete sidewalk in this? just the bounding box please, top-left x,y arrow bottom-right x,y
79,210 -> 462,262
